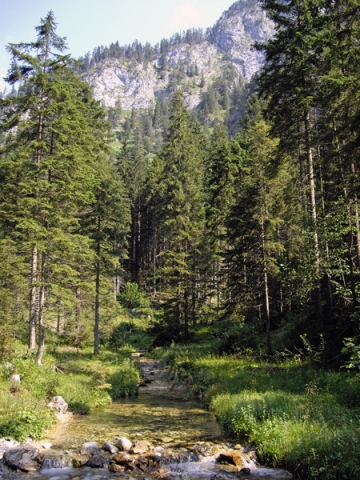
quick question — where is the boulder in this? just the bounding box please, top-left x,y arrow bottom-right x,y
217,452 -> 245,467
114,437 -> 132,451
72,455 -> 89,468
47,395 -> 68,414
80,441 -> 100,455
86,454 -> 109,468
82,441 -> 98,449
3,448 -> 40,472
130,440 -> 151,454
9,374 -> 20,383
240,467 -> 252,475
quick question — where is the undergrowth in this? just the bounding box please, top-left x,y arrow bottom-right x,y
0,343 -> 140,440
158,343 -> 360,480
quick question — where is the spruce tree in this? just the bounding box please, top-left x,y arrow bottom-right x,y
0,12 -> 111,362
152,92 -> 206,337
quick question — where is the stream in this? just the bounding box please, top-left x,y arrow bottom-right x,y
1,357 -> 293,480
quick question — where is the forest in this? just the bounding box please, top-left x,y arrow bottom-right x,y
0,0 -> 360,479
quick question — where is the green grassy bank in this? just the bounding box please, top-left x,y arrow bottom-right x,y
156,342 -> 360,480
0,344 -> 140,441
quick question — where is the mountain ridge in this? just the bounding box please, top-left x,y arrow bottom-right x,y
81,0 -> 274,112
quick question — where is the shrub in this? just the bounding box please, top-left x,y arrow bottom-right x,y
107,358 -> 140,398
0,408 -> 56,441
117,283 -> 150,310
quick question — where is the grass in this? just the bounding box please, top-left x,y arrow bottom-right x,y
157,342 -> 360,480
0,343 -> 141,440
0,310 -> 156,441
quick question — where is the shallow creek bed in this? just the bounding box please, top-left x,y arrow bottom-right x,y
0,357 -> 293,480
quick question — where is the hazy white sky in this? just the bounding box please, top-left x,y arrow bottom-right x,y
0,0 -> 235,90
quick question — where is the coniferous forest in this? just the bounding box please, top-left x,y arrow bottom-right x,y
1,2 -> 360,479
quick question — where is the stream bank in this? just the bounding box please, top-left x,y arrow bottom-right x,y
0,357 -> 293,480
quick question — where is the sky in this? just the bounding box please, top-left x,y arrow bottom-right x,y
0,0 -> 235,90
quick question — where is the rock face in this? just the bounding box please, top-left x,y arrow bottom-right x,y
82,0 -> 273,110
208,0 -> 274,80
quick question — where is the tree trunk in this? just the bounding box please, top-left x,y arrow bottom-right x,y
29,244 -> 38,353
36,253 -> 46,366
305,110 -> 323,330
261,218 -> 272,354
94,216 -> 101,355
57,301 -> 61,334
153,229 -> 157,297
75,287 -> 81,348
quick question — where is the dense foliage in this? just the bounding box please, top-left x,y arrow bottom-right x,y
1,5 -> 360,478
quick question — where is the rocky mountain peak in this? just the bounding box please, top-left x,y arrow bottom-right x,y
208,0 -> 274,79
82,0 -> 274,111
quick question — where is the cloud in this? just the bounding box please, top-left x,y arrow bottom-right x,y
171,3 -> 201,29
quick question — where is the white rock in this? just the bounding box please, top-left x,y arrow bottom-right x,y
114,437 -> 132,451
82,0 -> 274,110
47,396 -> 68,414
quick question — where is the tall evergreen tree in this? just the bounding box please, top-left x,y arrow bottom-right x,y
0,12 -> 111,362
150,92 -> 206,337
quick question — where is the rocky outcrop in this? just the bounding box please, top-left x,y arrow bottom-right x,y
209,0 -> 274,79
82,0 -> 273,110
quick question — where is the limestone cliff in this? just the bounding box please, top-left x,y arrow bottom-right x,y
82,0 -> 273,111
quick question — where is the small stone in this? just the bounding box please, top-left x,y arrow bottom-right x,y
217,452 -> 245,467
114,437 -> 132,451
109,463 -> 123,473
9,374 -> 20,383
130,441 -> 151,454
102,442 -> 117,454
112,452 -> 132,466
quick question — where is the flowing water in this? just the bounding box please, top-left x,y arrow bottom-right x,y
3,357 -> 293,480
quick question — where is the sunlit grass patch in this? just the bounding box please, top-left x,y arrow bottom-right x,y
158,343 -> 360,479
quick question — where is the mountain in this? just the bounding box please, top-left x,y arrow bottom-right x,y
80,0 -> 274,113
